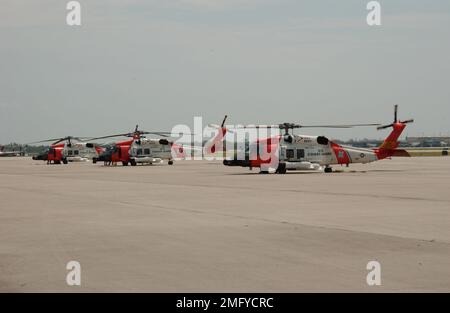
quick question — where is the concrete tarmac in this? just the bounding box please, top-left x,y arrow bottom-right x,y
0,157 -> 449,292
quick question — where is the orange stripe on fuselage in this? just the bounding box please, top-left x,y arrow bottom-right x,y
331,142 -> 351,164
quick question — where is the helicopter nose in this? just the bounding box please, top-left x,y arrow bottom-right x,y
33,154 -> 45,160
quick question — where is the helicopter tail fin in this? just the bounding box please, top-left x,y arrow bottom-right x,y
375,105 -> 413,159
204,115 -> 228,155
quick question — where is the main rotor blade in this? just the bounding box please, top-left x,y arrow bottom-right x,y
234,125 -> 281,129
377,123 -> 394,130
295,125 -> 352,128
221,115 -> 228,127
52,138 -> 67,145
140,131 -> 174,136
27,136 -> 92,145
298,123 -> 381,128
27,137 -> 65,144
394,104 -> 398,122
74,136 -> 92,140
141,131 -> 196,137
235,123 -> 380,129
87,131 -> 196,141
85,133 -> 133,141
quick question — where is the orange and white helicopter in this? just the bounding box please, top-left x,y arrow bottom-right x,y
30,136 -> 102,164
89,125 -> 189,166
216,105 -> 414,173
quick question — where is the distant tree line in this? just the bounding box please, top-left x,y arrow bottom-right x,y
1,143 -> 48,155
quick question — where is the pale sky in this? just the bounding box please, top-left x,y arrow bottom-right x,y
1,0 -> 450,143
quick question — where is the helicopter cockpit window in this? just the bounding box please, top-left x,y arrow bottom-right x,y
136,148 -> 143,155
68,150 -> 73,156
74,150 -> 79,155
286,149 -> 295,159
144,148 -> 150,155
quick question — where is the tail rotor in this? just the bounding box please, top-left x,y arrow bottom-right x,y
377,105 -> 414,130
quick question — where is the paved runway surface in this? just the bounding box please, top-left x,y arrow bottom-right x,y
1,157 -> 449,292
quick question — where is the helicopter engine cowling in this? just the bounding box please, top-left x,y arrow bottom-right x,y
317,136 -> 329,145
283,134 -> 293,143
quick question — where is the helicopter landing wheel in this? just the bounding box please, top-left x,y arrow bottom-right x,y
276,163 -> 287,174
168,160 -> 174,165
62,159 -> 68,164
122,161 -> 128,166
130,160 -> 137,166
324,166 -> 332,173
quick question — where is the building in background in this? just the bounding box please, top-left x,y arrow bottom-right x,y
405,137 -> 450,147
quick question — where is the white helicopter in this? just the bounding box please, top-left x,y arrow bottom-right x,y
220,105 -> 413,173
29,136 -> 101,164
88,125 -> 190,166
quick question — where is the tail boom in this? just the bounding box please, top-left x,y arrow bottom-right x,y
375,122 -> 407,160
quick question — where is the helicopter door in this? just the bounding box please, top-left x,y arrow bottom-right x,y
46,148 -> 56,161
285,148 -> 295,160
296,149 -> 305,160
280,146 -> 285,159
